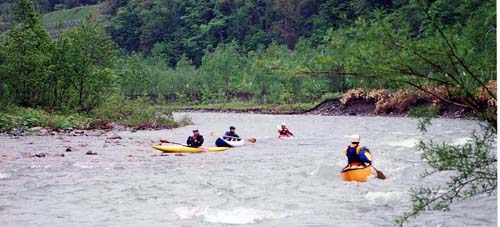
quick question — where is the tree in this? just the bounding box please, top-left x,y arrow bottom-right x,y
118,53 -> 150,97
57,15 -> 119,112
1,0 -> 53,107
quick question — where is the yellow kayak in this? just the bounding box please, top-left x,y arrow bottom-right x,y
152,145 -> 229,153
341,164 -> 373,182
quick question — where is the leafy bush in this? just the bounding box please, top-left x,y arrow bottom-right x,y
91,95 -> 192,129
0,107 -> 91,131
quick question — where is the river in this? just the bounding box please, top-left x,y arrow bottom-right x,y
0,112 -> 496,226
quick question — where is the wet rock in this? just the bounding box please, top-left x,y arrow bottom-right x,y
65,147 -> 72,152
69,130 -> 84,136
55,153 -> 65,157
11,129 -> 23,137
49,131 -> 57,136
86,151 -> 97,155
106,135 -> 122,140
33,153 -> 47,158
86,130 -> 105,136
39,129 -> 49,135
29,127 -> 43,132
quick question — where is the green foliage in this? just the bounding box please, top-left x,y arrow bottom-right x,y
396,125 -> 497,225
1,1 -> 119,112
91,95 -> 192,129
0,106 -> 91,131
56,15 -> 118,112
1,0 -> 53,107
118,52 -> 150,97
409,105 -> 440,133
172,102 -> 317,114
42,4 -> 100,24
123,41 -> 334,105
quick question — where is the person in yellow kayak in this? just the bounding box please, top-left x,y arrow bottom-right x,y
278,123 -> 294,137
223,126 -> 241,141
344,134 -> 372,167
186,129 -> 204,148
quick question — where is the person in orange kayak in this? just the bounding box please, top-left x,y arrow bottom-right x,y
278,123 -> 294,137
344,134 -> 372,167
186,129 -> 204,148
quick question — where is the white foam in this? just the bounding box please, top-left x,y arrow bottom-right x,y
174,206 -> 287,224
174,206 -> 207,219
204,207 -> 286,224
72,162 -> 92,169
449,137 -> 472,146
0,172 -> 10,179
385,138 -> 420,148
364,191 -> 405,205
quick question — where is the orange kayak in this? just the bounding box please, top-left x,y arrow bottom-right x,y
341,164 -> 373,182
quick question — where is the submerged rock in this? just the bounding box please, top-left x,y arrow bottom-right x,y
65,147 -> 72,152
33,153 -> 47,158
86,151 -> 97,155
106,135 -> 122,140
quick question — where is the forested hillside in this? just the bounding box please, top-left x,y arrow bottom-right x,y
0,0 -> 495,109
108,0 -> 495,107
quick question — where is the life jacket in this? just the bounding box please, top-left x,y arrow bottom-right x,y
346,144 -> 372,166
187,135 -> 204,147
346,145 -> 362,164
279,128 -> 291,135
224,131 -> 240,141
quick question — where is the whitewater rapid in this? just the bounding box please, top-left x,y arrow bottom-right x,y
0,112 -> 496,226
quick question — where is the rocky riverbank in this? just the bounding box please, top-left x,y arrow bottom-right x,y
303,98 -> 472,118
178,98 -> 473,119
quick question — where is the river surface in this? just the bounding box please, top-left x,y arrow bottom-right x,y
0,113 -> 496,226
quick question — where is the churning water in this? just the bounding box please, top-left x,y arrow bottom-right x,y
0,113 -> 496,226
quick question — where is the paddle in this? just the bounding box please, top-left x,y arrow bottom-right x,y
159,139 -> 189,147
210,132 -> 257,143
372,165 -> 386,180
159,139 -> 208,152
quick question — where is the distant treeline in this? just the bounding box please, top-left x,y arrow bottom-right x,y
114,0 -> 495,105
0,0 -> 495,109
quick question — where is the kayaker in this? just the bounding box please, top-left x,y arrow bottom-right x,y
278,123 -> 294,137
344,134 -> 372,167
223,126 -> 241,141
186,129 -> 204,148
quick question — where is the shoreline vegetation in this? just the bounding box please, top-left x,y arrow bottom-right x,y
3,84 -> 495,134
0,97 -> 192,135
177,84 -> 496,118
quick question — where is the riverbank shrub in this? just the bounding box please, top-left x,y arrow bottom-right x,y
0,107 -> 91,131
91,96 -> 192,129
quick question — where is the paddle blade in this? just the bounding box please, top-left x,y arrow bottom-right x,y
375,169 -> 386,180
247,138 -> 257,143
160,139 -> 169,143
210,132 -> 218,137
